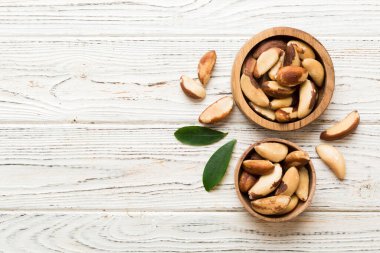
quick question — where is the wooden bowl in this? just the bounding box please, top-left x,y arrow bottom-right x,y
234,138 -> 316,222
231,27 -> 334,131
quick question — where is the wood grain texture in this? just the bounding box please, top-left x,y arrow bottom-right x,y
0,37 -> 379,123
0,0 -> 379,250
0,212 -> 379,252
0,0 -> 380,37
0,124 -> 377,211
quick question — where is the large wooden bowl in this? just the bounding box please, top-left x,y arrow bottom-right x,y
234,138 -> 316,222
231,27 -> 334,131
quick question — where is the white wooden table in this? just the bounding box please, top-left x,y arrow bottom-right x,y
0,0 -> 379,252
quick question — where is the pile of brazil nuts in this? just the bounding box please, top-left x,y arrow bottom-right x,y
240,39 -> 325,122
238,142 -> 310,216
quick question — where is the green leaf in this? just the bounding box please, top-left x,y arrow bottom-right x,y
203,139 -> 237,191
174,126 -> 228,146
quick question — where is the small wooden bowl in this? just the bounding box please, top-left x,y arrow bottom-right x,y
231,27 -> 334,131
234,138 -> 316,222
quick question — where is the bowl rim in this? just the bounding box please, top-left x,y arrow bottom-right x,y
231,27 -> 335,131
234,138 -> 316,222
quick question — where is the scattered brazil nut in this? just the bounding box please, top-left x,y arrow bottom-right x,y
249,102 -> 276,121
239,171 -> 257,193
320,110 -> 360,141
296,167 -> 309,201
199,96 -> 234,124
302,58 -> 325,87
276,66 -> 308,87
316,144 -> 346,180
284,150 -> 310,168
254,142 -> 288,162
240,73 -> 270,107
275,107 -> 298,122
251,195 -> 291,215
254,48 -> 283,78
180,75 -> 206,99
248,163 -> 282,200
276,195 -> 299,215
287,40 -> 315,60
275,166 -> 300,196
243,160 -> 275,175
252,40 -> 287,59
298,80 -> 317,119
198,50 -> 216,85
269,97 -> 293,110
283,44 -> 301,67
261,81 -> 295,99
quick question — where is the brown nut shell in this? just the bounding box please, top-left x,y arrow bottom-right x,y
284,150 -> 310,168
249,102 -> 276,121
262,81 -> 295,99
298,80 -> 317,119
239,171 -> 257,193
302,58 -> 325,87
275,166 -> 300,196
180,75 -> 206,99
268,51 -> 285,80
276,195 -> 299,215
284,44 -> 301,67
198,96 -> 234,124
316,144 -> 346,180
276,66 -> 308,87
243,160 -> 275,175
251,195 -> 291,215
254,142 -> 288,162
198,50 -> 216,85
275,107 -> 298,123
248,163 -> 282,200
242,56 -> 256,78
269,97 -> 293,110
320,110 -> 360,141
254,48 -> 283,79
287,40 -> 315,60
296,167 -> 309,201
252,40 -> 287,59
240,73 -> 270,107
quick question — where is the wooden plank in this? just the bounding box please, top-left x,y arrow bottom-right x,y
0,0 -> 380,37
0,37 -> 379,123
0,124 -> 377,211
0,1 -> 378,251
0,211 -> 379,252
